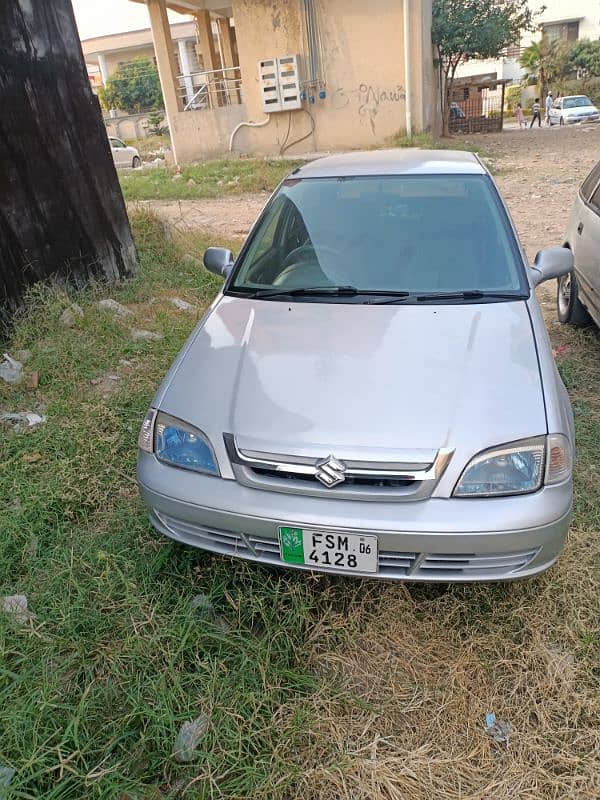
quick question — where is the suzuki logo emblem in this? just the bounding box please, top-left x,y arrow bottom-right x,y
315,455 -> 347,488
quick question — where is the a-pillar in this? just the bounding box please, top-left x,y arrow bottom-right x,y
146,0 -> 183,161
195,10 -> 221,105
216,17 -> 239,104
178,39 -> 195,107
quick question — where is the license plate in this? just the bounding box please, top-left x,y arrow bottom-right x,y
279,527 -> 378,573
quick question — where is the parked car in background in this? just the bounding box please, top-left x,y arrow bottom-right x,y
138,150 -> 575,583
549,95 -> 600,126
110,137 -> 141,168
557,161 -> 600,327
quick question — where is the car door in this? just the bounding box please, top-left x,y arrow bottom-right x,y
573,165 -> 600,315
109,138 -> 127,167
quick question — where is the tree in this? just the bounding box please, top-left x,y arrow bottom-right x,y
520,38 -> 571,98
98,57 -> 163,113
1,0 -> 136,321
567,39 -> 600,87
432,0 -> 534,136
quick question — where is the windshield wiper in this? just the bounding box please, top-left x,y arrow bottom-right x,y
416,290 -> 527,302
251,285 -> 360,299
364,291 -> 412,305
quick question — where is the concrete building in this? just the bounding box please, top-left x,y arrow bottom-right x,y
129,0 -> 437,163
456,0 -> 600,85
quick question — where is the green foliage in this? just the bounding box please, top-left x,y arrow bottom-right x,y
567,39 -> 600,83
145,110 -> 168,136
98,58 -> 164,113
504,84 -> 522,113
520,37 -> 571,95
432,0 -> 535,133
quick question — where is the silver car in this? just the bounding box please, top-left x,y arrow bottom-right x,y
110,137 -> 141,169
558,160 -> 600,327
138,150 -> 575,582
548,95 -> 600,126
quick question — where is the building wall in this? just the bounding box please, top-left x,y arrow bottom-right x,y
102,46 -> 157,79
456,1 -> 600,83
229,0 -> 435,155
524,0 -> 600,46
170,103 -> 248,161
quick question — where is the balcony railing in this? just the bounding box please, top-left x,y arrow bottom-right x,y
177,67 -> 243,111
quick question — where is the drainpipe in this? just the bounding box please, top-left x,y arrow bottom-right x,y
403,0 -> 413,138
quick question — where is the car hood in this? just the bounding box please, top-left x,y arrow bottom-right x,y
564,105 -> 598,114
158,296 -> 546,469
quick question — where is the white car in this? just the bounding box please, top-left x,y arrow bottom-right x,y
110,137 -> 141,169
549,95 -> 600,126
557,160 -> 600,327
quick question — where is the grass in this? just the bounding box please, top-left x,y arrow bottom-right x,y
120,159 -> 304,202
1,214 -> 598,798
124,135 -> 172,163
120,135 -> 491,204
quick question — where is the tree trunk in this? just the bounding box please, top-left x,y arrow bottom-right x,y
0,0 -> 136,323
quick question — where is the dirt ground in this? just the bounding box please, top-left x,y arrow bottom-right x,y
466,124 -> 600,261
134,125 -> 600,260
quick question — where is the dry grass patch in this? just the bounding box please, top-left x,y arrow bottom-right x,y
289,537 -> 599,799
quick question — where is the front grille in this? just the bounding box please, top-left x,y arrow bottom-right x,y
251,466 -> 416,490
152,513 -> 539,580
224,434 -> 453,502
417,549 -> 538,578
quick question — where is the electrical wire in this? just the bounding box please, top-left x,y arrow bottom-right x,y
279,111 -> 293,155
280,108 -> 316,156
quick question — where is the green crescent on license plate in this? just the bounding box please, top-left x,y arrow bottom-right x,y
279,527 -> 378,573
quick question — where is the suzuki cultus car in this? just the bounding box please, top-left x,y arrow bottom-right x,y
138,150 -> 575,582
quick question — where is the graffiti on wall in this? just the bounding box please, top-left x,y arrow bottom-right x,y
331,83 -> 406,134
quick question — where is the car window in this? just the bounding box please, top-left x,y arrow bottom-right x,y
243,195 -> 289,264
581,163 -> 600,202
589,182 -> 600,215
563,96 -> 592,109
231,175 -> 527,299
110,138 -> 125,148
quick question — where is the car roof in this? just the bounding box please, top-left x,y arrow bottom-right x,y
293,148 -> 487,178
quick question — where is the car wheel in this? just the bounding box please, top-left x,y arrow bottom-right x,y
557,271 -> 591,326
132,156 -> 141,168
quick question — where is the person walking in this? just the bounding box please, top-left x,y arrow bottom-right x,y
545,91 -> 553,125
530,98 -> 542,128
516,102 -> 527,129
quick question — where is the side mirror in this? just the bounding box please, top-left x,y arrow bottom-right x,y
203,247 -> 234,278
530,247 -> 573,287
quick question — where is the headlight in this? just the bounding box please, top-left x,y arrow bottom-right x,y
138,409 -> 220,476
453,434 -> 571,498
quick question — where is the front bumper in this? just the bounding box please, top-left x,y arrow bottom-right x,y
566,115 -> 599,124
138,452 -> 572,582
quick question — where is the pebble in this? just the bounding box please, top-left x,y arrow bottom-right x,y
171,297 -> 197,314
59,303 -> 84,327
130,329 -> 163,342
1,595 -> 32,625
0,354 -> 24,385
97,299 -> 133,318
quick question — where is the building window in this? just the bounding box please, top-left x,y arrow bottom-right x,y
542,20 -> 579,43
463,88 -> 470,100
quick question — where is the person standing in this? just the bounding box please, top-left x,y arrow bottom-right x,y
530,98 -> 542,128
545,91 -> 553,125
516,102 -> 527,129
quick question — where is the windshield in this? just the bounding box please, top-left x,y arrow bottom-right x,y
564,96 -> 593,109
229,174 -> 527,300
